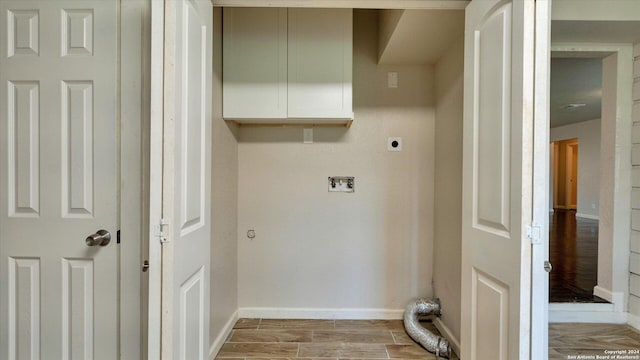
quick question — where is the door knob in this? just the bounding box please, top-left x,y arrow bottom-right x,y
544,261 -> 553,273
86,230 -> 111,247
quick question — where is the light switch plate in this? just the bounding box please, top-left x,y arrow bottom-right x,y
388,72 -> 398,88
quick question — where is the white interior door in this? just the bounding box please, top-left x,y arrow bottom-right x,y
160,0 -> 212,359
0,0 -> 118,359
461,0 -> 539,359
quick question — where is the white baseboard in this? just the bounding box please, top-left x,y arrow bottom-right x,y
628,312 -> 640,331
594,286 -> 613,302
593,286 -> 624,311
209,310 -> 239,360
549,303 -> 626,323
433,318 -> 460,358
238,307 -> 404,320
576,213 -> 599,220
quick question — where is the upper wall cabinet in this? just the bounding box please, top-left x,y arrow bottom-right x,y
223,8 -> 288,119
223,8 -> 353,126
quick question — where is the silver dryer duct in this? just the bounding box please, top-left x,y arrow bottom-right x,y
403,298 -> 451,358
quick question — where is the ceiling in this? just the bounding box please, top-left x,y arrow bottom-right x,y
550,58 -> 602,128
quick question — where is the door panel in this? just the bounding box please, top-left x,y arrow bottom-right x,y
475,3 -> 511,234
0,1 -> 118,359
8,81 -> 39,217
462,0 -> 536,359
161,0 -> 212,359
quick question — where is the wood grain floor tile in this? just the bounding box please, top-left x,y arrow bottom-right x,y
549,323 -> 640,358
334,320 -> 404,330
231,330 -> 313,343
246,358 -> 334,360
299,343 -> 389,358
260,319 -> 335,330
249,358 -> 336,360
218,343 -> 300,358
235,319 -> 261,329
218,318 -> 639,360
385,345 -> 437,359
390,331 -> 414,345
312,330 -> 394,344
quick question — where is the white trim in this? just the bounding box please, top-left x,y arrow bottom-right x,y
531,1 -> 552,359
594,285 -> 614,302
628,312 -> 640,331
212,0 -> 469,10
550,302 -> 615,312
209,310 -> 239,360
549,303 -> 626,323
593,286 -> 625,312
147,0 -> 165,358
576,213 -> 599,220
433,318 -> 460,358
238,307 -> 405,320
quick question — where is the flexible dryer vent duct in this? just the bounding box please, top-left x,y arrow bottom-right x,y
403,298 -> 451,358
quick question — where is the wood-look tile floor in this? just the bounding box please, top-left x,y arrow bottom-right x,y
216,319 -> 457,360
550,209 -> 608,303
218,319 -> 640,360
549,323 -> 640,360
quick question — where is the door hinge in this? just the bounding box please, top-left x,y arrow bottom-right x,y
527,223 -> 542,245
158,219 -> 170,243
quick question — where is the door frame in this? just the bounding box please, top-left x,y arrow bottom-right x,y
548,43 -> 633,317
120,0 -> 150,358
531,2 -> 552,359
147,0 -> 165,358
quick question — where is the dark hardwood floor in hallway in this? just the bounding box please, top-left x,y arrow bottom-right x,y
549,209 -> 607,303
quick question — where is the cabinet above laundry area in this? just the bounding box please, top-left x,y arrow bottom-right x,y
222,7 -> 353,126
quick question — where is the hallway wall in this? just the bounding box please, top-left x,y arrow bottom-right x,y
550,119 -> 601,219
236,10 -> 435,316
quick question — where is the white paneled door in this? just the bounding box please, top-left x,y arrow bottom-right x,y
160,0 -> 212,359
0,0 -> 118,359
461,0 -> 547,359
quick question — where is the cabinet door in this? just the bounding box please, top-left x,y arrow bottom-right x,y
287,8 -> 352,119
223,8 -> 287,119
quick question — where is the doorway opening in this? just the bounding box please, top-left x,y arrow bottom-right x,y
549,57 -> 607,304
552,138 -> 578,211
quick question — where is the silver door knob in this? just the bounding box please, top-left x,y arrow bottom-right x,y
544,261 -> 553,273
86,230 -> 111,247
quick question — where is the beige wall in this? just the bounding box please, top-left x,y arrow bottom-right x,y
210,7 -> 239,353
236,10 -> 435,315
550,119 -> 601,218
433,37 -> 463,343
